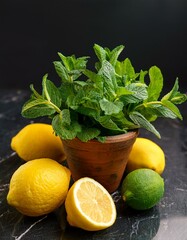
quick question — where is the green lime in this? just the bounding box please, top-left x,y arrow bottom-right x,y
121,169 -> 164,210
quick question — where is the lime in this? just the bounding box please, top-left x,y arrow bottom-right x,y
121,169 -> 164,210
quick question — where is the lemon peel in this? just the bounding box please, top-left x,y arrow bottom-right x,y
7,158 -> 71,216
11,123 -> 66,162
127,137 -> 165,174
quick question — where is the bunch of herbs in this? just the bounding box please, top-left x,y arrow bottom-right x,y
22,44 -> 187,142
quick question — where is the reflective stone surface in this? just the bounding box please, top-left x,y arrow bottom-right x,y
0,89 -> 187,240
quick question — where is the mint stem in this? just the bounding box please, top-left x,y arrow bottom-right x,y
134,101 -> 162,110
47,101 -> 61,114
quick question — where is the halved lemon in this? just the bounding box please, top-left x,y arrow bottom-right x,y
65,177 -> 117,231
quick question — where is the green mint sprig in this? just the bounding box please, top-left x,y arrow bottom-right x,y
22,44 -> 187,141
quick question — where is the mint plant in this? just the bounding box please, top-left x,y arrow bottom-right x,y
22,44 -> 187,142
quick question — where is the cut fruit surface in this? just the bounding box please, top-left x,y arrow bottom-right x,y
65,177 -> 117,231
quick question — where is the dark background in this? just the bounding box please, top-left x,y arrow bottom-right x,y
1,0 -> 187,92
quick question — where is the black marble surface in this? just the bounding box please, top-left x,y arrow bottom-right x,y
0,89 -> 187,240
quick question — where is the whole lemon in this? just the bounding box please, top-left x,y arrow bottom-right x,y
11,123 -> 66,162
7,158 -> 71,216
126,138 -> 165,174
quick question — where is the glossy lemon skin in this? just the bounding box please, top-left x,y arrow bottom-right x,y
11,123 -> 66,162
126,138 -> 165,175
7,158 -> 71,216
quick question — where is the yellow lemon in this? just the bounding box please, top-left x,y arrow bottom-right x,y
65,177 -> 117,231
7,158 -> 71,216
11,123 -> 66,162
126,138 -> 165,174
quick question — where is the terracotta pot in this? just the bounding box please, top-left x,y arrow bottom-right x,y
62,131 -> 139,193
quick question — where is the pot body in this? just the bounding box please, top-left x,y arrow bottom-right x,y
62,131 -> 138,193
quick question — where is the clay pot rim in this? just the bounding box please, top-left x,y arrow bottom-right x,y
63,129 -> 139,145
93,129 -> 139,143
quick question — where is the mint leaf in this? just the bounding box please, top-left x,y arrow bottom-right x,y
58,53 -> 88,71
139,102 -> 177,120
93,44 -> 106,62
52,113 -> 81,140
162,78 -> 187,104
123,58 -> 136,80
74,56 -> 89,70
67,86 -> 101,119
77,107 -> 99,119
139,70 -> 148,83
108,45 -> 124,67
77,126 -> 100,142
98,60 -> 118,99
99,98 -> 123,115
127,83 -> 148,100
93,44 -> 124,68
22,99 -> 56,118
83,69 -> 104,91
57,53 -> 72,70
42,75 -> 62,108
161,100 -> 182,120
68,70 -> 82,81
54,54 -> 88,82
61,109 -> 71,125
99,60 -> 116,81
135,99 -> 183,121
154,105 -> 177,119
171,92 -> 187,104
129,111 -> 161,138
141,100 -> 182,120
30,84 -> 43,99
115,58 -> 136,81
96,136 -> 106,143
116,87 -> 134,97
162,78 -> 179,101
59,82 -> 74,103
97,115 -> 124,132
122,83 -> 148,103
147,66 -> 163,101
22,77 -> 61,118
111,111 -> 137,129
53,61 -> 69,82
